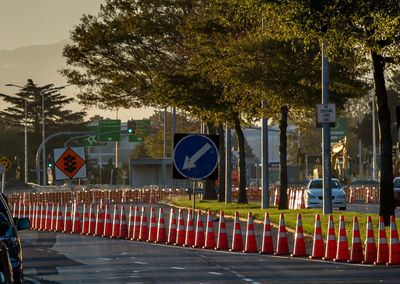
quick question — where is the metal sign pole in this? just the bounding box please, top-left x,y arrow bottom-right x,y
1,173 -> 5,193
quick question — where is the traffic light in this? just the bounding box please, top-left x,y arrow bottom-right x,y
127,120 -> 136,134
47,156 -> 53,168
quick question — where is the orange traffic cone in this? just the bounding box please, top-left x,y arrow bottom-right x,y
348,216 -> 364,263
111,205 -> 121,238
309,214 -> 324,259
94,204 -> 104,236
216,211 -> 229,250
274,188 -> 279,206
72,206 -> 81,234
148,207 -> 158,242
167,208 -> 177,244
175,209 -> 186,246
291,214 -> 307,257
81,204 -> 89,235
63,203 -> 72,233
133,206 -> 141,240
50,203 -> 57,231
139,207 -> 148,241
230,211 -> 243,252
127,206 -> 135,239
103,205 -> 112,237
56,203 -> 64,232
40,202 -> 46,230
275,214 -> 289,255
184,210 -> 195,247
119,206 -> 128,239
323,215 -> 336,260
387,215 -> 400,266
28,203 -> 33,229
193,210 -> 205,248
243,212 -> 258,253
349,188 -> 356,203
203,211 -> 216,249
45,203 -> 51,231
88,203 -> 96,235
156,208 -> 167,243
363,216 -> 377,264
375,216 -> 389,265
334,215 -> 349,262
260,212 -> 274,254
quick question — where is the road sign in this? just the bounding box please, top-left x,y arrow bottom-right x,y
0,165 -> 5,174
173,134 -> 219,180
53,147 -> 87,180
331,117 -> 348,143
316,103 -> 336,127
99,120 -> 121,142
129,120 -> 151,142
0,156 -> 12,172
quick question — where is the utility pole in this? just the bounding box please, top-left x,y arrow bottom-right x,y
225,122 -> 231,204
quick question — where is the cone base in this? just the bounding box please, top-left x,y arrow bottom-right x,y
309,255 -> 324,259
291,253 -> 308,257
274,252 -> 290,256
259,250 -> 274,254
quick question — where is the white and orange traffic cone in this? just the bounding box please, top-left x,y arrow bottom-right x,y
193,210 -> 205,248
72,206 -> 81,234
50,203 -> 57,231
139,207 -> 148,241
133,206 -> 141,240
175,209 -> 186,246
309,214 -> 324,259
94,204 -> 104,236
88,203 -> 96,235
56,203 -> 64,232
127,206 -> 135,239
156,208 -> 167,243
63,203 -> 72,233
363,216 -> 377,264
111,205 -> 121,238
103,205 -> 112,237
203,211 -> 216,249
148,207 -> 158,242
184,210 -> 195,247
274,188 -> 279,206
167,208 -> 177,244
28,203 -> 33,229
230,211 -> 243,252
216,211 -> 229,250
323,215 -> 336,261
275,214 -> 289,255
260,212 -> 274,254
81,204 -> 89,235
348,216 -> 364,263
387,215 -> 400,266
374,216 -> 389,265
291,214 -> 307,257
243,212 -> 258,253
334,215 -> 349,262
119,206 -> 128,239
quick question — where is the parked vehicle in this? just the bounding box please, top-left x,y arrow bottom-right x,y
0,239 -> 13,284
393,177 -> 400,207
0,194 -> 30,284
304,178 -> 347,210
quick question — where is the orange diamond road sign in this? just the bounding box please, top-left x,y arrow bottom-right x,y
53,147 -> 87,180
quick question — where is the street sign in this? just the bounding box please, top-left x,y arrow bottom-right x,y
99,120 -> 121,142
316,103 -> 336,127
0,156 -> 12,172
0,165 -> 5,174
331,117 -> 348,143
53,147 -> 87,180
173,134 -> 219,180
128,120 -> 151,142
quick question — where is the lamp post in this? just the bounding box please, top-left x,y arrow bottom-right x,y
5,84 -> 29,184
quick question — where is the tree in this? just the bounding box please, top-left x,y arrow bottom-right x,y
0,79 -> 86,182
267,0 -> 400,223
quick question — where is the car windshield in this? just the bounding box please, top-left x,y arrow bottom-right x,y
309,180 -> 341,189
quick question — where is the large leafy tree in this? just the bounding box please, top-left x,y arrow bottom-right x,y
267,0 -> 400,223
0,79 -> 86,182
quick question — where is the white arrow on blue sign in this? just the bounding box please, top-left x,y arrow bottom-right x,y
173,134 -> 218,180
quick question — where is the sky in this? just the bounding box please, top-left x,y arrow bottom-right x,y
0,0 -> 154,121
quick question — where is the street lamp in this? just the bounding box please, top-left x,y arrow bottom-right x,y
5,84 -> 28,184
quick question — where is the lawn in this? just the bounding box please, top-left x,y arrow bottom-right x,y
167,197 -> 398,244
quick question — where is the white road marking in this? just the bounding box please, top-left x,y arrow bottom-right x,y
208,272 -> 223,275
134,261 -> 148,265
171,266 -> 186,270
98,257 -> 111,261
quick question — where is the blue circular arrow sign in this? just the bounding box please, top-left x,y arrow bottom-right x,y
173,134 -> 218,180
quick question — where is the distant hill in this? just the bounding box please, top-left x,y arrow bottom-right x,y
0,40 -> 153,121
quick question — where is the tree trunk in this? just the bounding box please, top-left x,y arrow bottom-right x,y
279,106 -> 288,209
234,117 -> 248,203
203,123 -> 217,200
217,124 -> 226,202
371,52 -> 394,226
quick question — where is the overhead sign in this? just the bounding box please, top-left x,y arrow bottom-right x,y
53,147 -> 87,180
0,156 -> 12,172
99,120 -> 121,142
128,120 -> 151,142
316,103 -> 336,127
173,134 -> 219,180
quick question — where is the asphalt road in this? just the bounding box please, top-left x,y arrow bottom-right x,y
20,202 -> 400,284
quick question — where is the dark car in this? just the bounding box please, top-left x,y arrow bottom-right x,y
0,238 -> 13,284
0,194 -> 30,284
393,177 -> 400,207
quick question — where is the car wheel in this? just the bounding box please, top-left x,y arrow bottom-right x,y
339,206 -> 346,211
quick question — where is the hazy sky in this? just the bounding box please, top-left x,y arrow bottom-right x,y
0,0 -> 105,51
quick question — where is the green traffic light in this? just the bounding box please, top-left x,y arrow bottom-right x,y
128,128 -> 133,133
48,163 -> 52,167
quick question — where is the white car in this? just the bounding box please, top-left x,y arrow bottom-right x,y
304,178 -> 346,210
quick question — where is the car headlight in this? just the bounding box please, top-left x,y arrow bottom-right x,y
306,191 -> 317,199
